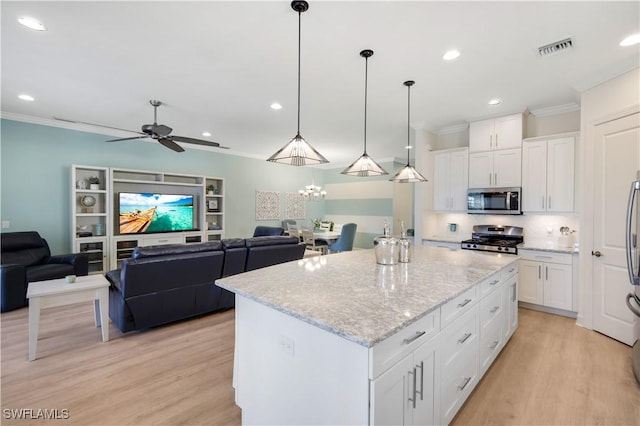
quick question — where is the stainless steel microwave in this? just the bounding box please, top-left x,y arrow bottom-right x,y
467,187 -> 522,215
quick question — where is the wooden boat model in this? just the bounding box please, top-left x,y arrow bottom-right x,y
119,207 -> 157,234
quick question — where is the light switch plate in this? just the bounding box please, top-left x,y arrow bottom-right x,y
1,220 -> 9,229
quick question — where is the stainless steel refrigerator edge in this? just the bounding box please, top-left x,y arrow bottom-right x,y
625,174 -> 640,384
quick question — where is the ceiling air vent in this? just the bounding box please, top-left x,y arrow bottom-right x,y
537,37 -> 573,57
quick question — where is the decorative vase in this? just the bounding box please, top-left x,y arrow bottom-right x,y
90,184 -> 100,190
374,221 -> 399,265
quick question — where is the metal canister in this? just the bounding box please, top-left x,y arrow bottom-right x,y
398,233 -> 411,263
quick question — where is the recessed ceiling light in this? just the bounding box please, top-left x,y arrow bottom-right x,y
488,98 -> 502,106
18,17 -> 46,31
18,94 -> 35,101
620,33 -> 640,47
270,103 -> 282,110
202,132 -> 211,137
442,50 -> 460,61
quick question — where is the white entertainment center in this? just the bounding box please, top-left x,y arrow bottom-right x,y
71,164 -> 225,274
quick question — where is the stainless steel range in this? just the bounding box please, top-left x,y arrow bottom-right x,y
461,225 -> 524,254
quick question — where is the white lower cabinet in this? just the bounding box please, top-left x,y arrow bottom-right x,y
503,275 -> 518,340
371,336 -> 439,426
518,250 -> 573,311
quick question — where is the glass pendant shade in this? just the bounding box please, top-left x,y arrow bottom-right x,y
267,133 -> 329,166
391,80 -> 427,183
342,49 -> 388,177
341,153 -> 388,177
267,1 -> 329,166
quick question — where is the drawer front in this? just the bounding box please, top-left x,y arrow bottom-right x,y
480,287 -> 503,329
441,304 -> 479,368
441,285 -> 479,327
369,309 -> 440,379
518,250 -> 572,265
479,312 -> 504,375
501,262 -> 518,281
479,272 -> 502,297
141,235 -> 183,246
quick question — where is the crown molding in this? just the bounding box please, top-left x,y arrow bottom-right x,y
528,102 -> 580,117
438,123 -> 469,135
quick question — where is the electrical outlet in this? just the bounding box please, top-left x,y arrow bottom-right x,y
1,220 -> 9,229
278,335 -> 295,357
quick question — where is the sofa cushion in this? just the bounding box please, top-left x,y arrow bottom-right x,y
132,241 -> 222,259
1,231 -> 45,251
245,236 -> 300,248
1,232 -> 51,267
222,238 -> 246,249
26,264 -> 75,282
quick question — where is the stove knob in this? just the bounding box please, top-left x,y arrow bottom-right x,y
472,244 -> 477,248
466,244 -> 471,248
497,247 -> 502,251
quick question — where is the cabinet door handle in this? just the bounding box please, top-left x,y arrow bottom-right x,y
490,306 -> 500,314
489,173 -> 492,186
458,298 -> 472,308
538,265 -> 541,279
494,172 -> 497,186
458,376 -> 472,391
416,361 -> 424,401
511,284 -> 517,302
542,196 -> 545,209
548,196 -> 551,210
495,134 -> 498,147
489,340 -> 499,350
458,332 -> 472,344
490,279 -> 500,286
546,266 -> 548,281
403,330 -> 426,345
489,134 -> 493,148
408,367 -> 417,408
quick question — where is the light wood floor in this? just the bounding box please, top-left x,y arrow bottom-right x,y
1,304 -> 638,425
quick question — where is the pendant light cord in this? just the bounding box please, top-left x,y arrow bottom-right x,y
363,56 -> 368,154
406,83 -> 411,165
297,9 -> 302,136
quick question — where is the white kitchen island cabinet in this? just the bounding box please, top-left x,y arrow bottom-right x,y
217,247 -> 519,425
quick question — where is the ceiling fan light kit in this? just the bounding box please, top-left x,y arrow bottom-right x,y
267,0 -> 329,166
391,80 -> 427,183
341,49 -> 388,177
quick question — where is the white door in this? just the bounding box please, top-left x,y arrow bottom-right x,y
518,260 -> 543,304
593,113 -> 640,345
370,354 -> 414,425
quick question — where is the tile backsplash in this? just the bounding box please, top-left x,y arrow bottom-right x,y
423,212 -> 579,248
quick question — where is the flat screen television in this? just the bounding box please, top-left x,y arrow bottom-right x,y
118,192 -> 195,234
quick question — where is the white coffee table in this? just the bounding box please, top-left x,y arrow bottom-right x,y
26,274 -> 110,361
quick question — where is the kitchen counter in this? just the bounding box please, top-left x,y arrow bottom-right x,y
216,246 -> 518,348
422,235 -> 461,244
518,243 -> 579,254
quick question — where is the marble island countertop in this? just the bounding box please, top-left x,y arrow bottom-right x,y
216,247 -> 518,348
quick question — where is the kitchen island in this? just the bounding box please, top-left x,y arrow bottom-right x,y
217,246 -> 519,425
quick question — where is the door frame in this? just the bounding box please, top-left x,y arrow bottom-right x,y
579,105 -> 640,330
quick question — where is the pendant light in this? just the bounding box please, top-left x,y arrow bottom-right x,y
267,1 -> 329,166
341,49 -> 388,177
391,80 -> 427,183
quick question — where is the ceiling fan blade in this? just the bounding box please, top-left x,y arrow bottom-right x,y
153,124 -> 172,137
54,117 -> 143,135
158,137 -> 185,153
170,135 -> 227,149
106,136 -> 147,142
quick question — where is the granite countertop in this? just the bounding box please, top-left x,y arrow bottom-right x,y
216,247 -> 518,348
518,243 -> 579,254
422,236 -> 461,243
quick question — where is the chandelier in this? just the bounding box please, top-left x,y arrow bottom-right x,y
299,182 -> 327,201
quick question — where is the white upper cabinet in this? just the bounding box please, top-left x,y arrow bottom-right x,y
433,148 -> 469,211
522,134 -> 575,213
469,114 -> 523,152
468,148 -> 521,188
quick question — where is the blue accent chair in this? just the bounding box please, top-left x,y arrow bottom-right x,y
328,223 -> 357,253
253,226 -> 285,237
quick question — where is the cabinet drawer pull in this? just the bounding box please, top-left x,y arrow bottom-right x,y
489,340 -> 499,350
489,279 -> 500,286
457,298 -> 472,308
403,331 -> 426,345
490,306 -> 500,314
511,284 -> 517,302
408,367 -> 417,408
416,361 -> 424,401
458,332 -> 472,344
538,265 -> 541,279
458,376 -> 472,391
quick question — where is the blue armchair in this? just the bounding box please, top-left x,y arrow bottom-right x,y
328,223 -> 357,253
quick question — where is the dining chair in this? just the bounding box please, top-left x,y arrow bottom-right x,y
328,223 -> 357,253
301,227 -> 328,255
287,223 -> 301,241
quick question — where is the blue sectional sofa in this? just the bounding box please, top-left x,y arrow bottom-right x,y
106,236 -> 305,332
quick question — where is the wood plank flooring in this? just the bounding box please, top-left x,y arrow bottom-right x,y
1,304 -> 638,425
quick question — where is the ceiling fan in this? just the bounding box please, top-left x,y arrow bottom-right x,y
103,100 -> 227,152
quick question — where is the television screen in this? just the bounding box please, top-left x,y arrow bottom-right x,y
119,192 -> 195,234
